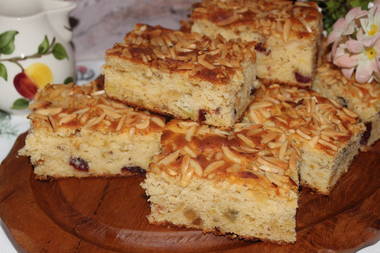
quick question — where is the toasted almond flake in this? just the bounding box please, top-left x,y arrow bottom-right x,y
261,132 -> 279,144
204,160 -> 225,176
237,133 -> 256,148
309,135 -> 319,147
58,113 -> 77,125
116,115 -> 127,132
289,151 -> 298,172
36,107 -> 63,116
179,121 -> 198,127
129,127 -> 136,136
166,168 -> 178,176
180,168 -> 193,187
268,141 -> 282,149
198,54 -> 215,70
135,118 -> 150,129
158,150 -> 181,165
248,110 -> 261,124
84,113 -> 106,128
79,112 -> 89,125
150,117 -> 165,128
318,138 -> 338,151
283,19 -> 291,42
249,101 -> 273,110
91,90 -> 105,96
48,115 -> 57,131
73,108 -> 90,115
221,146 -> 242,164
226,163 -> 241,173
180,155 -> 190,175
190,159 -> 203,177
296,129 -> 312,140
185,125 -> 197,142
183,146 -> 197,158
215,14 -> 241,26
342,107 -> 358,118
279,140 -> 288,160
297,17 -> 312,33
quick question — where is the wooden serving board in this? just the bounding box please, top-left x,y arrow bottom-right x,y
0,133 -> 379,253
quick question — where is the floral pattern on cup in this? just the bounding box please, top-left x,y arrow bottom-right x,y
0,31 -> 73,109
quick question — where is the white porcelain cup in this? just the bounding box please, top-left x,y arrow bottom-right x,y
0,0 -> 76,114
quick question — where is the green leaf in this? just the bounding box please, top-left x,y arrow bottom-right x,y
0,30 -> 18,55
38,36 -> 49,54
52,43 -> 69,60
0,63 -> 7,81
64,76 -> 74,84
0,109 -> 10,120
11,98 -> 29,110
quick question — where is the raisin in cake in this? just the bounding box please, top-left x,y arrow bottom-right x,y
190,0 -> 323,87
141,120 -> 299,243
313,63 -> 380,148
19,82 -> 165,179
104,24 -> 260,128
243,84 -> 365,194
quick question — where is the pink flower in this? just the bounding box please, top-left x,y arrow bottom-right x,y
328,4 -> 380,84
333,38 -> 380,83
357,5 -> 380,46
327,7 -> 367,45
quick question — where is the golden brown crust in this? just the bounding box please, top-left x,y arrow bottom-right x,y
150,120 -> 299,195
28,82 -> 165,134
148,220 -> 292,244
191,0 -> 322,41
316,63 -> 380,107
244,84 -> 364,155
34,169 -> 145,181
106,24 -> 256,85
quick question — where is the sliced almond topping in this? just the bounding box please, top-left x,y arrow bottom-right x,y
222,146 -> 242,164
183,145 -> 197,158
237,133 -> 256,148
185,125 -> 197,142
180,155 -> 191,175
36,107 -> 63,116
135,118 -> 150,129
190,159 -> 203,177
318,138 -> 338,151
58,113 -> 77,125
296,129 -> 312,140
203,160 -> 225,176
116,115 -> 127,132
279,140 -> 288,160
158,150 -> 181,165
283,19 -> 291,42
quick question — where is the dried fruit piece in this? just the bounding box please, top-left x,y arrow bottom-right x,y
69,157 -> 89,172
294,72 -> 311,83
122,166 -> 146,174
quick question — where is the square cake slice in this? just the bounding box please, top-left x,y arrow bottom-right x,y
141,120 -> 299,243
190,0 -> 323,87
243,84 -> 365,194
313,63 -> 380,148
19,82 -> 165,179
104,24 -> 260,128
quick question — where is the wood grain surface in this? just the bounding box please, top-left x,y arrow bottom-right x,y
0,133 -> 379,253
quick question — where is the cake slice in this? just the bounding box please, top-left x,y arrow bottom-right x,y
313,63 -> 380,148
141,120 -> 299,243
104,24 -> 260,128
243,84 -> 365,194
190,0 -> 323,87
19,82 -> 165,179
